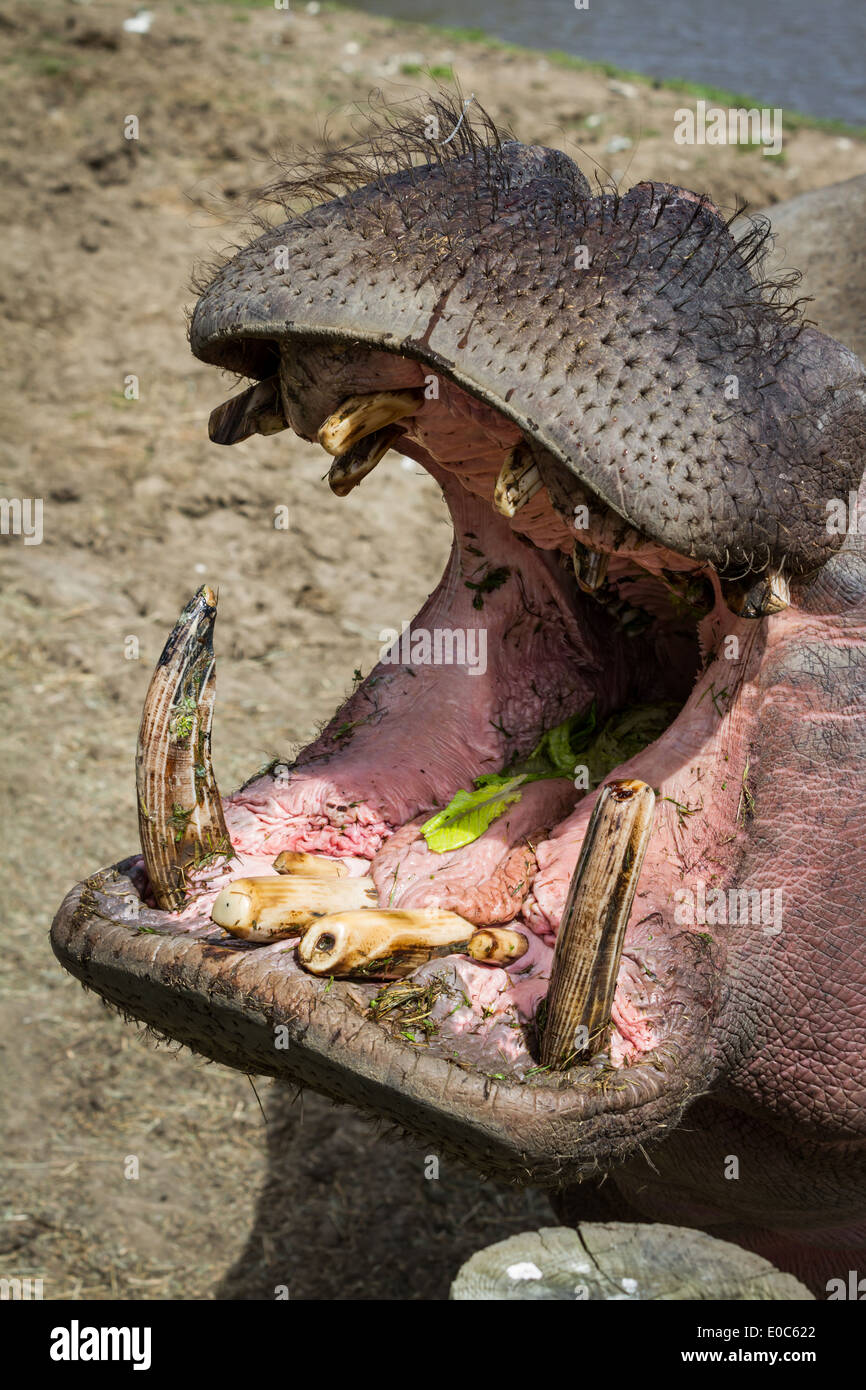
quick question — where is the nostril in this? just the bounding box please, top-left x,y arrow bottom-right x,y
315,933 -> 336,953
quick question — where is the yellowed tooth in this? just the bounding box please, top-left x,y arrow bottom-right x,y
465,928 -> 529,964
723,570 -> 791,619
327,423 -> 402,497
493,445 -> 543,518
571,541 -> 609,594
272,851 -> 348,878
317,390 -> 422,457
212,875 -> 377,942
540,779 -> 656,1070
298,908 -> 476,978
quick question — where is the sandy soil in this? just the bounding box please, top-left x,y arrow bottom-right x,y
1,0 -> 863,1301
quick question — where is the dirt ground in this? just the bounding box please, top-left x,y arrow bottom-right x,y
2,0 -> 864,1302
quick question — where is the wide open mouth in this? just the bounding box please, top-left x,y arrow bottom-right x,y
51,107 -> 866,1180
127,337 -> 734,1086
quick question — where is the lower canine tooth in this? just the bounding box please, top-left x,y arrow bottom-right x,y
317,390 -> 421,457
208,375 -> 287,445
540,779 -> 656,1070
327,423 -> 402,497
494,445 -> 542,517
572,541 -> 609,594
212,875 -> 377,941
298,908 -> 476,978
272,851 -> 348,878
136,586 -> 232,912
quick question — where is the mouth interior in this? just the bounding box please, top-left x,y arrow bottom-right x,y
171,343 -> 720,1077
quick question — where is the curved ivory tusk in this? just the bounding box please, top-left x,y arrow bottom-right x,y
327,423 -> 403,497
317,390 -> 422,457
136,586 -> 233,911
540,779 -> 656,1070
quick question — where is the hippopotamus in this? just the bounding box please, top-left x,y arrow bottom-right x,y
51,99 -> 866,1298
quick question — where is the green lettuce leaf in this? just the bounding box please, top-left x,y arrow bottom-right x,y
419,776 -> 528,854
420,700 -> 678,855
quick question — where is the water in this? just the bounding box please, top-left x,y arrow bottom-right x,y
353,0 -> 865,126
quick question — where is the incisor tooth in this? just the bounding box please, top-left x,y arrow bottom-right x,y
327,423 -> 402,497
494,445 -> 543,517
540,779 -> 656,1070
212,875 -> 377,942
572,541 -> 609,594
317,390 -> 421,457
272,851 -> 347,878
208,376 -> 287,445
298,908 -> 476,978
465,928 -> 529,964
136,585 -> 232,912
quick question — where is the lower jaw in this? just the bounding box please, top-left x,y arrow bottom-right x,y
140,466 -> 742,1080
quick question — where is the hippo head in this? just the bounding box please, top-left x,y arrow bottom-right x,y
52,99 -> 866,1295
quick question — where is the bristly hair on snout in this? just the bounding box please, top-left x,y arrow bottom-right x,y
190,86 -> 808,339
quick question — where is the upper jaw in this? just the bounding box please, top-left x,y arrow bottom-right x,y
190,126 -> 866,579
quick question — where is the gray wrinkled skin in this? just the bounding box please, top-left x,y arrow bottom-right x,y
191,116 -> 866,577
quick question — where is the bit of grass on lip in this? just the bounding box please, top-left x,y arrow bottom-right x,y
368,976 -> 451,1043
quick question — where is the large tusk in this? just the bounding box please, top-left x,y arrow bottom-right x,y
327,423 -> 403,497
722,571 -> 791,619
540,779 -> 656,1070
493,444 -> 543,518
298,907 -> 478,978
208,375 -> 288,445
212,875 -> 377,941
317,390 -> 422,457
136,586 -> 233,912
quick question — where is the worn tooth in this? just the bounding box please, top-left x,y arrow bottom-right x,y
466,928 -> 529,964
212,875 -> 377,942
327,423 -> 402,497
272,851 -> 348,878
723,571 -> 791,619
298,908 -> 476,978
572,540 -> 609,594
136,586 -> 233,912
494,445 -> 543,517
317,390 -> 421,457
208,375 -> 287,445
540,779 -> 656,1070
